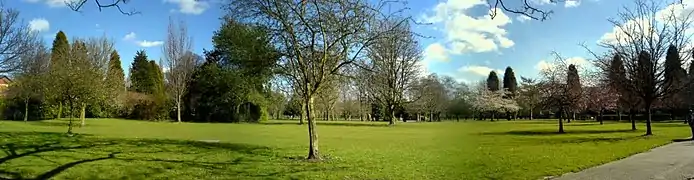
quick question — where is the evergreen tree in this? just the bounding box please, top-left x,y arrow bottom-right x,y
502,66 -> 518,97
486,71 -> 500,91
663,45 -> 687,119
129,50 -> 155,94
49,31 -> 70,119
566,64 -> 582,121
105,50 -> 126,115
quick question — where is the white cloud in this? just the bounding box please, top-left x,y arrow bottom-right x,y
123,32 -> 163,48
531,0 -> 554,5
459,65 -> 503,76
123,32 -> 137,41
565,0 -> 580,8
23,0 -> 83,8
598,1 -> 694,45
535,60 -> 554,72
137,40 -> 164,47
164,0 -> 209,15
28,18 -> 50,32
422,0 -> 515,57
516,15 -> 532,23
423,43 -> 448,62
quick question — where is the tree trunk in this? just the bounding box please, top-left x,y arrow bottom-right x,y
530,108 -> 533,120
305,95 -> 320,160
80,103 -> 86,127
389,108 -> 395,126
599,109 -> 604,125
567,112 -> 572,123
57,101 -> 63,119
617,109 -> 622,121
630,108 -> 636,130
646,105 -> 653,136
24,98 -> 29,122
491,112 -> 495,121
558,109 -> 564,133
688,116 -> 694,139
67,100 -> 74,135
176,100 -> 182,123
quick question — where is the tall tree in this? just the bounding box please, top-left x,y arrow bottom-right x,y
566,64 -> 582,122
50,31 -> 70,119
487,71 -> 500,91
606,54 -> 639,130
163,17 -> 195,123
80,36 -> 115,125
362,18 -> 421,125
129,51 -> 155,94
502,67 -> 518,95
662,45 -> 688,120
538,52 -> 585,133
594,0 -> 693,136
518,76 -> 540,119
9,41 -> 49,122
228,0 -> 411,160
104,50 -> 126,116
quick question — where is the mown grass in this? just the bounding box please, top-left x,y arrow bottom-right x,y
0,119 -> 689,179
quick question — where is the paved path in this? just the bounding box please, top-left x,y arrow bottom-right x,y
553,141 -> 694,180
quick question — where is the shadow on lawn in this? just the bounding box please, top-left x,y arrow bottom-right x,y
262,121 -> 389,127
480,129 -> 637,136
0,132 -> 344,179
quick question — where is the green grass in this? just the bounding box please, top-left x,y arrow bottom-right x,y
0,119 -> 690,179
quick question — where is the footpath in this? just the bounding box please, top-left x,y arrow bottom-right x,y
553,141 -> 694,180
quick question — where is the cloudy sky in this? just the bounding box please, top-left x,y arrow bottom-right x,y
9,0 -> 694,81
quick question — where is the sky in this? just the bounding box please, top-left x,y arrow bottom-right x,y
8,0 -> 694,82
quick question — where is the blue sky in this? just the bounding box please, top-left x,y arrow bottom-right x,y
8,0 -> 686,82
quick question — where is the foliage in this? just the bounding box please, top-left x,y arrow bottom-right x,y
487,71 -> 500,91
127,50 -> 167,120
502,66 -> 518,96
471,85 -> 520,113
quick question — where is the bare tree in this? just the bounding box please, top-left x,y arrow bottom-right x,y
163,17 -> 195,123
67,0 -> 139,15
0,6 -> 40,74
538,52 -> 586,133
81,36 -> 115,126
590,0 -> 694,135
362,18 -> 421,125
227,0 -> 414,160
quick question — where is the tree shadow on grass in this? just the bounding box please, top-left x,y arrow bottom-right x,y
26,121 -> 81,127
0,132 -> 349,179
262,121 -> 389,127
480,129 -> 637,136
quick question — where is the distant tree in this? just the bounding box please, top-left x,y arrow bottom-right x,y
538,52 -> 586,133
471,84 -> 520,121
502,67 -> 518,95
127,51 -> 167,120
80,36 -> 115,125
362,18 -> 421,125
502,66 -> 518,120
50,31 -> 70,119
662,45 -> 688,120
163,17 -> 195,123
518,76 -> 540,119
104,50 -> 126,116
606,54 -> 639,130
566,64 -> 582,122
8,41 -> 50,122
595,0 -> 693,136
50,39 -> 102,135
487,71 -> 500,91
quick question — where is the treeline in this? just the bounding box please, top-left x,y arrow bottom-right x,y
3,16 -> 278,124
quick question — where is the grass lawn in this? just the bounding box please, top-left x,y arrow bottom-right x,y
0,119 -> 690,179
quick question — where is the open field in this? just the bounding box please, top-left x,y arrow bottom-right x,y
0,119 -> 690,179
